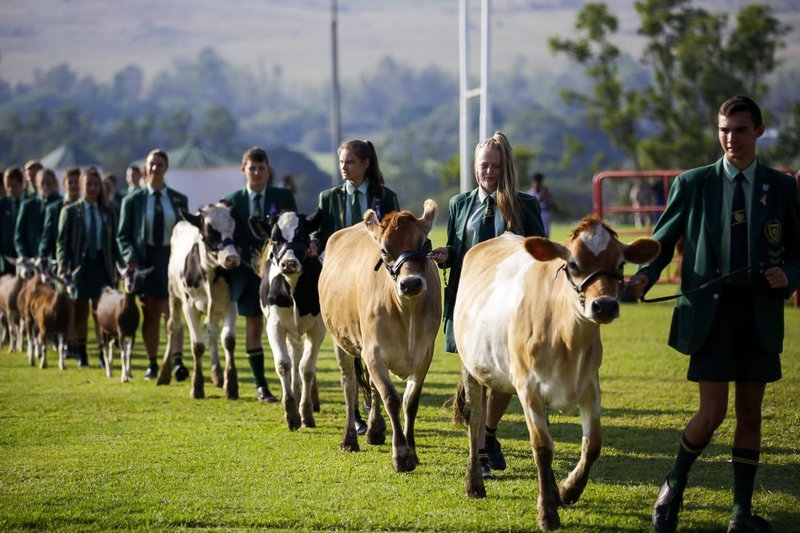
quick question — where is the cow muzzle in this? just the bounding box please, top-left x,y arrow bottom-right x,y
398,274 -> 426,297
586,296 -> 620,323
219,248 -> 241,269
280,257 -> 300,274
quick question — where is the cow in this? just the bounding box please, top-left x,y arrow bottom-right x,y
249,210 -> 325,431
156,200 -> 241,400
452,216 -> 660,531
319,199 -> 441,473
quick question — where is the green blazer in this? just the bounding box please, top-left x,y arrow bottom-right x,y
311,183 -> 400,252
57,200 -> 122,282
0,196 -> 21,274
116,186 -> 188,267
223,186 -> 297,302
442,189 -> 545,352
638,158 -> 800,355
39,198 -> 78,259
14,193 -> 61,258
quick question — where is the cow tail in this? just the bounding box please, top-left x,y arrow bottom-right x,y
354,359 -> 372,409
450,375 -> 468,428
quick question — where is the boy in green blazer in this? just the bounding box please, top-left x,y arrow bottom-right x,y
629,96 -> 800,533
224,147 -> 296,402
39,167 -> 81,259
0,167 -> 24,274
15,168 -> 61,258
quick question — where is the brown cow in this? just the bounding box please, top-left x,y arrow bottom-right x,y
452,216 -> 659,531
319,199 -> 441,472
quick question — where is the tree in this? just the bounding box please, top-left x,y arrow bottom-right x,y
550,1 -> 789,170
202,106 -> 237,156
159,109 -> 194,148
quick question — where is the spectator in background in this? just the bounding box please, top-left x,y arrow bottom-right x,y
280,172 -> 297,195
15,167 -> 61,259
0,167 -> 25,275
630,178 -> 650,229
39,166 -> 81,260
527,172 -> 558,237
125,165 -> 142,195
22,160 -> 42,199
102,172 -> 123,218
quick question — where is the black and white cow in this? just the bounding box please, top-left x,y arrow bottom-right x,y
250,210 -> 325,430
157,200 -> 241,400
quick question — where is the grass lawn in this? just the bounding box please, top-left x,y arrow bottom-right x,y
1,223 -> 798,531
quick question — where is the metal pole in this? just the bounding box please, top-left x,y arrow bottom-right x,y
330,0 -> 342,185
459,0 -> 470,193
479,0 -> 491,140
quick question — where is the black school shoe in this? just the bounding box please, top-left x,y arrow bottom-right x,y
652,479 -> 683,533
727,515 -> 773,533
257,386 -> 278,403
485,434 -> 506,470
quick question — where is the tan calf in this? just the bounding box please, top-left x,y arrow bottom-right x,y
453,216 -> 659,531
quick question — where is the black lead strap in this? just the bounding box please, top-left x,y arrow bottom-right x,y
635,266 -> 751,303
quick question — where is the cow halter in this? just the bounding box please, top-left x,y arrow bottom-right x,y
373,239 -> 433,279
555,262 -> 624,307
270,240 -> 308,265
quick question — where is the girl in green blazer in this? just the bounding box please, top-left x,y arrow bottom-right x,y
116,149 -> 189,379
57,167 -> 122,367
431,132 -> 544,481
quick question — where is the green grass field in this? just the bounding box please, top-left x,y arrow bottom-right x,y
1,224 -> 798,531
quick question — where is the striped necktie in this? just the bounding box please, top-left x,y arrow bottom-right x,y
88,204 -> 98,259
350,190 -> 362,226
253,193 -> 262,218
478,196 -> 496,243
152,190 -> 164,246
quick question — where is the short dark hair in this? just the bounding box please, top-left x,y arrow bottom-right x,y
127,165 -> 140,173
3,167 -> 23,184
719,96 -> 763,127
242,147 -> 269,165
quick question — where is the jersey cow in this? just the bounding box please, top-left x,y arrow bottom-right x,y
319,199 -> 441,472
156,200 -> 241,400
250,210 -> 325,431
452,216 -> 659,531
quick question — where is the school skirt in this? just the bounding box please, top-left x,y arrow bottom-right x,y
688,284 -> 781,383
141,245 -> 170,299
76,254 -> 112,300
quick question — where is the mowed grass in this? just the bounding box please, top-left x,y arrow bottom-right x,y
1,223 -> 798,532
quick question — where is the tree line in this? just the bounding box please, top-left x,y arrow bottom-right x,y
0,1 -> 797,216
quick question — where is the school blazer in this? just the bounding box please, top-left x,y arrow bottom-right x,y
311,183 -> 400,253
0,196 -> 20,273
638,158 -> 800,355
116,186 -> 188,267
441,189 -> 545,352
223,186 -> 297,302
57,200 -> 122,282
14,193 -> 61,258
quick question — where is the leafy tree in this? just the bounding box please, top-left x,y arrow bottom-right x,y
202,106 -> 238,156
159,109 -> 194,148
550,1 -> 789,170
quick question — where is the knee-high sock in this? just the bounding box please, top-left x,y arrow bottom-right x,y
667,432 -> 707,491
731,447 -> 760,521
246,348 -> 268,389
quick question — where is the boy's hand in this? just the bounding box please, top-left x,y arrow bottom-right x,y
307,242 -> 318,258
430,247 -> 448,265
625,273 -> 649,299
763,266 -> 788,289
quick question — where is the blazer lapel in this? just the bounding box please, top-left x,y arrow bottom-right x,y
456,189 -> 480,248
333,186 -> 346,228
702,160 -> 724,267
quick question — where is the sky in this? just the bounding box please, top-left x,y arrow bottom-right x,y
4,0 -> 798,89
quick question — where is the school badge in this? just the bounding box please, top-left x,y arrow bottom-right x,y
764,220 -> 783,264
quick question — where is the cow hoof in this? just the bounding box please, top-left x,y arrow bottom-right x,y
559,484 -> 581,506
301,416 -> 316,429
341,430 -> 359,452
466,484 -> 486,499
224,384 -> 239,400
210,365 -> 223,388
393,454 -> 417,473
286,412 -> 301,431
174,364 -> 189,382
155,370 -> 171,386
191,387 -> 205,399
365,430 -> 386,446
537,509 -> 561,532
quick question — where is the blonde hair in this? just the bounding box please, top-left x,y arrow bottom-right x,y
473,131 -> 522,233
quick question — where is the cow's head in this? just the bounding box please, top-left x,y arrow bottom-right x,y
182,200 -> 240,270
524,216 -> 660,324
366,199 -> 436,298
116,264 -> 154,295
249,209 -> 321,277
